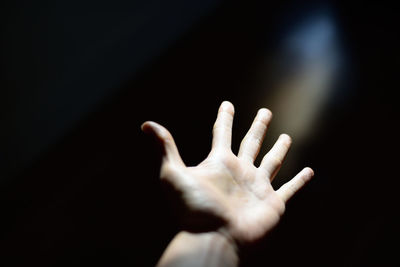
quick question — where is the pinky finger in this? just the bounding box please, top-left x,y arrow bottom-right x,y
277,167 -> 314,203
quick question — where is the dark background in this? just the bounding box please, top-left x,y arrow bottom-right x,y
1,0 -> 399,266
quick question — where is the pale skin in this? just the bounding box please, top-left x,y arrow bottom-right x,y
141,101 -> 314,267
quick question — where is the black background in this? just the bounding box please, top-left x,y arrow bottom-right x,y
1,0 -> 399,266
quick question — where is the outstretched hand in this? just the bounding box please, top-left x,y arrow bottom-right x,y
142,101 -> 314,247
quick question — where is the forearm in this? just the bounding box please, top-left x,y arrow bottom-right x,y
156,231 -> 239,267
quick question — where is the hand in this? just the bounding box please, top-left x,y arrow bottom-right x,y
142,101 -> 314,246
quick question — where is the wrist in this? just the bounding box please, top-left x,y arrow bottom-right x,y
182,230 -> 240,266
157,231 -> 239,267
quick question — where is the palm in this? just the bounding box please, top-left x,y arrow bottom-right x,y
180,156 -> 284,243
142,101 -> 313,245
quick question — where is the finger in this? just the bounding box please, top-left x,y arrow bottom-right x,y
141,121 -> 185,167
238,108 -> 272,162
259,134 -> 292,181
212,101 -> 235,151
277,167 -> 314,203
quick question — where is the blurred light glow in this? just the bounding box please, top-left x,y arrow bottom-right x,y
265,9 -> 342,144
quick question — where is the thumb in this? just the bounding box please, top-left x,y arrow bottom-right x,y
141,121 -> 185,167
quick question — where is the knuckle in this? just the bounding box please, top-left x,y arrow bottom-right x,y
158,127 -> 173,142
241,133 -> 262,149
275,197 -> 286,215
213,124 -> 230,137
219,151 -> 235,166
270,156 -> 283,168
161,132 -> 174,145
253,119 -> 267,132
213,122 -> 224,131
288,186 -> 296,198
257,109 -> 272,124
240,136 -> 250,147
160,162 -> 179,182
252,135 -> 263,147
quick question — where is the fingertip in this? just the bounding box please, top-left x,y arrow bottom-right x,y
256,108 -> 273,124
141,121 -> 153,132
141,121 -> 149,131
305,167 -> 314,175
279,133 -> 292,145
141,121 -> 183,165
220,100 -> 235,114
141,121 -> 163,137
258,108 -> 272,118
303,167 -> 314,181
